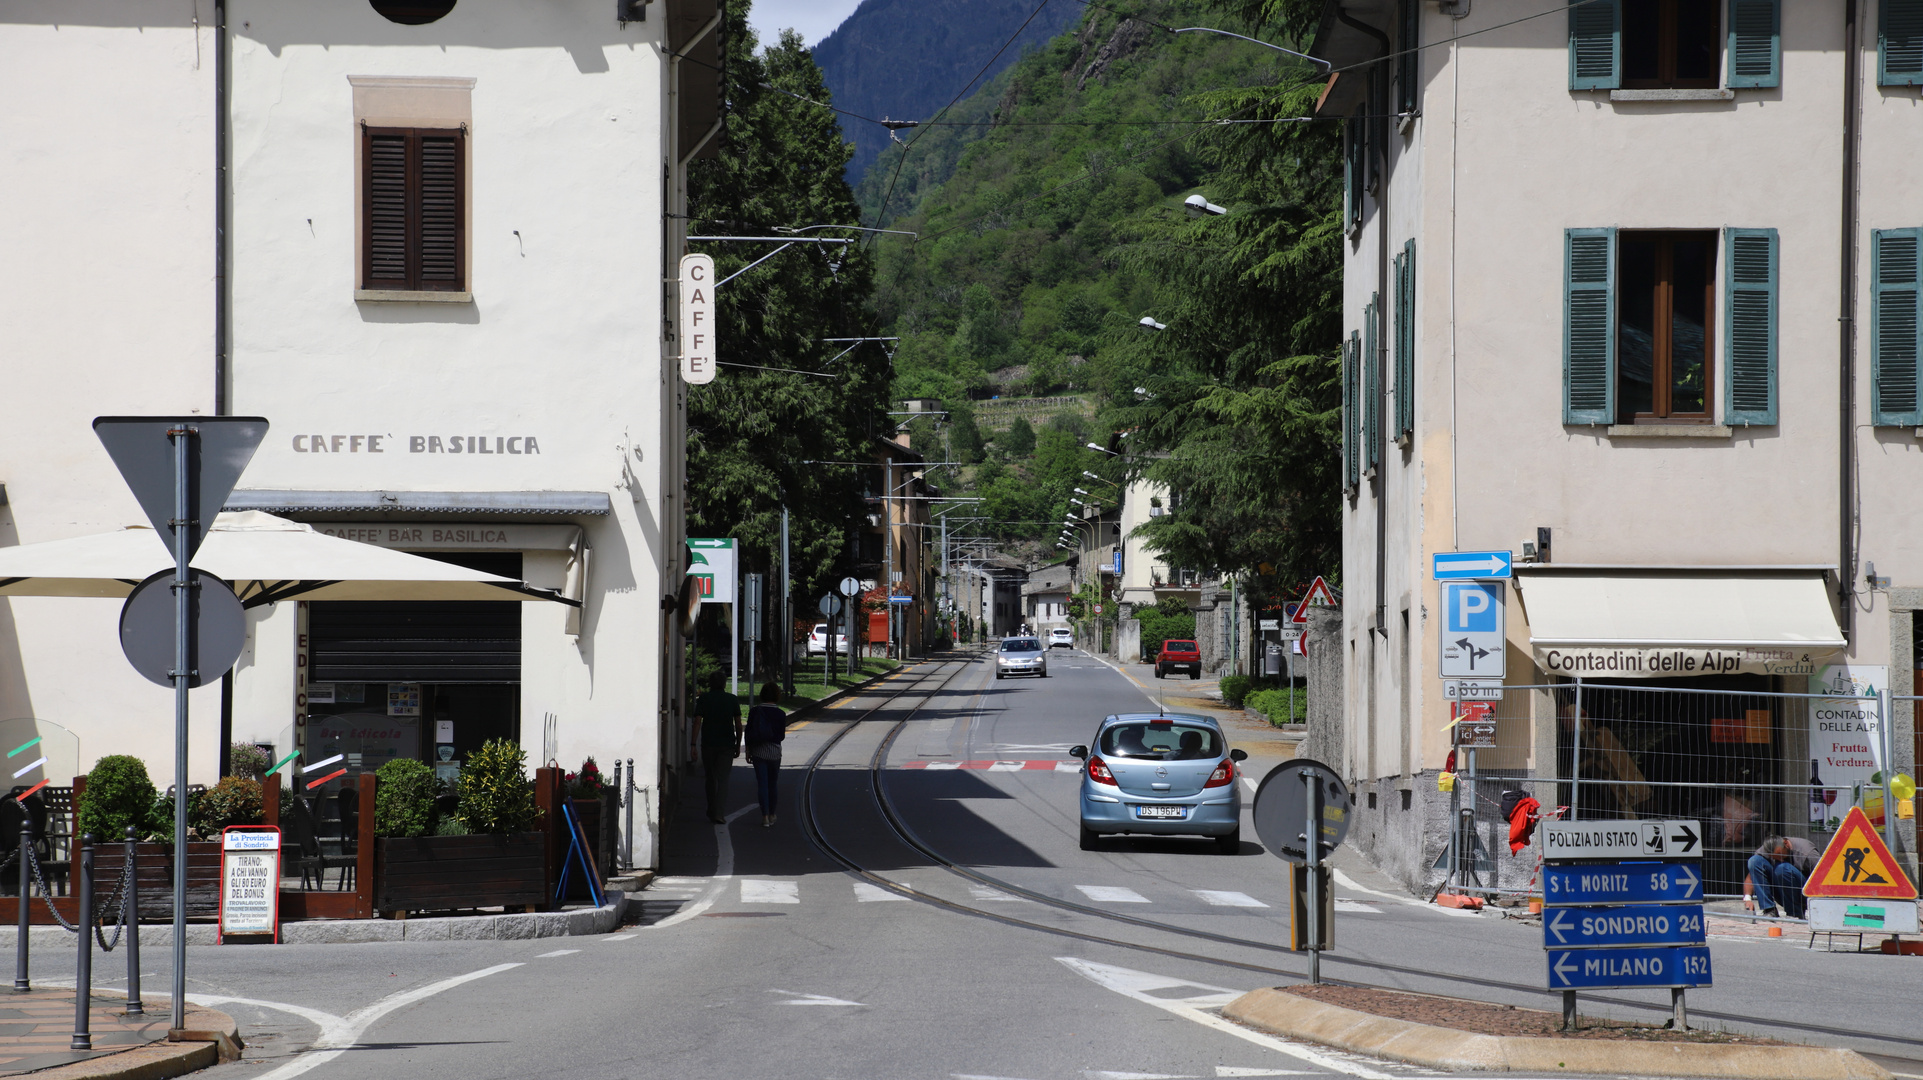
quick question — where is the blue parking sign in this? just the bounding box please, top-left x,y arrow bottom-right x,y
1439,581 -> 1504,678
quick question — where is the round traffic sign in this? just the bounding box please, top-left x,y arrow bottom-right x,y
1252,757 -> 1353,865
117,568 -> 246,689
838,576 -> 864,598
817,595 -> 843,616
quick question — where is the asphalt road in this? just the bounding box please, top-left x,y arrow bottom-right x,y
22,650 -> 1923,1080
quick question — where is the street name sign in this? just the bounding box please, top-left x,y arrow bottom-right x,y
1547,946 -> 1711,990
1543,862 -> 1702,905
1542,820 -> 1702,861
1432,550 -> 1513,580
1804,806 -> 1917,900
1443,679 -> 1503,701
1543,904 -> 1706,948
1438,581 -> 1505,678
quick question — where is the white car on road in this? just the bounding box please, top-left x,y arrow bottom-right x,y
1048,628 -> 1074,649
807,623 -> 851,656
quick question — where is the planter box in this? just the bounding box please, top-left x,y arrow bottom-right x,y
375,832 -> 545,916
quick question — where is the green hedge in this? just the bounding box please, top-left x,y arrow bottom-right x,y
77,756 -> 159,843
375,759 -> 440,838
1219,674 -> 1253,708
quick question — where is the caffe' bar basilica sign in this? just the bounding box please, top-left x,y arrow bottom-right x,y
288,433 -> 542,455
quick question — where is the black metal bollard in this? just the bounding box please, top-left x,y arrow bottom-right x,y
71,835 -> 91,1051
14,819 -> 29,993
123,827 -> 141,1015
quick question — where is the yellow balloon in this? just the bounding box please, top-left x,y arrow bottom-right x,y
1893,774 -> 1918,801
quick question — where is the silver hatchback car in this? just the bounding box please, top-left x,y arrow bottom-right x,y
994,636 -> 1048,679
1070,713 -> 1247,853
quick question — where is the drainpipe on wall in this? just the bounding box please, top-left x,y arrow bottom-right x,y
215,0 -> 234,780
1838,0 -> 1862,644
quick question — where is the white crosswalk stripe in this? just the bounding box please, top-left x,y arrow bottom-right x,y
1076,885 -> 1150,904
1193,890 -> 1268,908
740,879 -> 799,904
968,885 -> 1032,902
853,882 -> 909,902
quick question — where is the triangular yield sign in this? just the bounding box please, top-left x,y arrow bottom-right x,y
1805,806 -> 1917,899
93,416 -> 269,561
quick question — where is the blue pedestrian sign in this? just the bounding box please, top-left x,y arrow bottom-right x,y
1547,946 -> 1711,990
1544,862 -> 1702,906
1544,905 -> 1707,948
1432,550 -> 1513,580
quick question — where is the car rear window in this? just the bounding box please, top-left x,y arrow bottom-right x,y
1100,721 -> 1221,759
1001,638 -> 1041,651
1163,640 -> 1198,651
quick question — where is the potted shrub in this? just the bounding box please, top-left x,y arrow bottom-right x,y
375,740 -> 545,917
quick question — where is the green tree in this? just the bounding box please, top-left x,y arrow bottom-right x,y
1000,416 -> 1037,457
686,18 -> 891,603
948,405 -> 986,464
77,755 -> 158,843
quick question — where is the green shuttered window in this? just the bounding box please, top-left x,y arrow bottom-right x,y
1883,0 -> 1923,85
1564,229 -> 1618,425
1727,0 -> 1781,87
1570,0 -> 1622,90
1345,115 -> 1366,231
1393,241 -> 1416,441
1343,333 -> 1361,489
1722,228 -> 1778,425
1872,228 -> 1923,426
1364,296 -> 1382,473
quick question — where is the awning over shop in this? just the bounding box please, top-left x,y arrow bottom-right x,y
0,512 -> 573,608
1513,568 -> 1844,679
225,489 -> 612,515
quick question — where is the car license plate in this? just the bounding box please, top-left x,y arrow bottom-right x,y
1136,806 -> 1186,819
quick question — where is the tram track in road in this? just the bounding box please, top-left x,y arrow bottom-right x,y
796,652 -> 1923,1063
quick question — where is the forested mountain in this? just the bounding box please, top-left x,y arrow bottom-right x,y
811,0 -> 1080,183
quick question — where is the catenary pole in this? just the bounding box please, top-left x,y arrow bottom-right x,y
169,425 -> 192,1031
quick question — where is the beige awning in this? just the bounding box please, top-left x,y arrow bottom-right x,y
0,511 -> 571,607
1515,570 -> 1844,678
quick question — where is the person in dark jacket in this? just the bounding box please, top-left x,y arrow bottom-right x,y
690,672 -> 741,823
743,683 -> 786,827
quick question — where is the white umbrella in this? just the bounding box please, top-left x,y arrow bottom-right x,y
0,511 -> 570,607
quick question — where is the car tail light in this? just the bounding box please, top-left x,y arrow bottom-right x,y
1204,760 -> 1235,788
1088,757 -> 1116,786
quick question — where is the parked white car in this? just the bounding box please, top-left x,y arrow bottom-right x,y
807,623 -> 851,656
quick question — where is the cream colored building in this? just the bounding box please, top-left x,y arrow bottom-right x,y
1322,0 -> 1923,886
0,0 -> 721,867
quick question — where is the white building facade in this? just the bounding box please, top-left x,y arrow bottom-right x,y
1324,0 -> 1923,887
0,0 -> 720,867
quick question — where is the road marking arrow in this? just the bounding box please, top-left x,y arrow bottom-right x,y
1669,823 -> 1699,853
1676,864 -> 1700,898
1551,952 -> 1578,987
1547,909 -> 1573,945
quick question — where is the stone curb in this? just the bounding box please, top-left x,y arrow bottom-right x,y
21,1006 -> 239,1080
9,893 -> 626,949
1222,988 -> 1891,1080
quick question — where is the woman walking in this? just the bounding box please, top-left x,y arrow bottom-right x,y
743,682 -> 787,827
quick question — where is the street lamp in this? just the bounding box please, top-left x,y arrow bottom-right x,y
1086,443 -> 1120,456
1168,26 -> 1332,73
1184,194 -> 1227,217
1138,316 -> 1167,331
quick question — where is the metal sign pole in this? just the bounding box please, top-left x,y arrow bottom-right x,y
168,425 -> 192,1032
1304,768 -> 1321,985
1569,679 -> 1583,823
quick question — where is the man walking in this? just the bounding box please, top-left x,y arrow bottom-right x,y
691,672 -> 741,824
1744,835 -> 1817,918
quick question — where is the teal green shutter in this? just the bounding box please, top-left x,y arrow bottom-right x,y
1564,228 -> 1617,425
1364,296 -> 1381,472
1345,117 -> 1364,230
1723,228 -> 1779,425
1727,0 -> 1781,87
1343,333 -> 1361,488
1871,228 -> 1923,426
1394,240 -> 1416,440
1882,0 -> 1923,85
1569,0 -> 1621,90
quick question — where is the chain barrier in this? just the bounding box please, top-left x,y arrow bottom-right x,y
22,841 -> 135,947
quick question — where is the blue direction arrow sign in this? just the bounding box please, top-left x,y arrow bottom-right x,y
1544,905 -> 1706,949
1432,550 -> 1512,580
1544,862 -> 1702,906
1547,946 -> 1712,990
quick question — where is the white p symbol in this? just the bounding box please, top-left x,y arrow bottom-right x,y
1456,587 -> 1490,627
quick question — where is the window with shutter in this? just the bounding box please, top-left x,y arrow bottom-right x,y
1396,0 -> 1420,116
1344,115 -> 1366,231
1564,228 -> 1618,425
1570,0 -> 1623,89
1394,240 -> 1415,441
1726,0 -> 1780,87
1343,334 -> 1360,490
1723,228 -> 1777,425
1364,296 -> 1381,474
1871,228 -> 1923,426
361,126 -> 466,294
1882,0 -> 1923,85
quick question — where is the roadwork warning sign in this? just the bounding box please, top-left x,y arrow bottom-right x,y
1804,807 -> 1917,900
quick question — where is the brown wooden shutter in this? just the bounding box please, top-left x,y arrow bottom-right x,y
361,127 -> 465,292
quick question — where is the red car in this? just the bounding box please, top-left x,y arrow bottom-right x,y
1154,639 -> 1202,680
